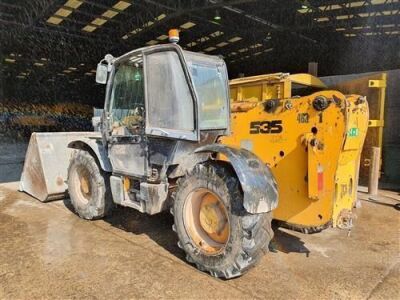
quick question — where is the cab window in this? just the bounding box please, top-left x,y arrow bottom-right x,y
109,62 -> 144,135
146,51 -> 194,132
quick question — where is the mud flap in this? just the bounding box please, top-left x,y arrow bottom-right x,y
195,144 -> 278,213
19,132 -> 100,202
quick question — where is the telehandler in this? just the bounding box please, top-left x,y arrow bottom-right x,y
221,73 -> 369,232
19,43 -> 278,278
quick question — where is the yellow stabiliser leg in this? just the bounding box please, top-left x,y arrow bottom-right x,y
333,95 -> 369,229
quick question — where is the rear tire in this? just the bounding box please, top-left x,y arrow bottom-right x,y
67,150 -> 113,220
172,162 -> 273,279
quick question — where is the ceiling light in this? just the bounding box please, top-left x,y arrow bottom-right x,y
63,70 -> 72,73
82,25 -> 97,32
131,28 -> 142,34
34,62 -> 44,67
250,43 -> 262,48
92,18 -> 107,26
47,16 -> 63,25
210,31 -> 224,37
156,14 -> 166,20
298,8 -> 311,14
370,0 -> 387,5
204,47 -> 216,52
122,35 -> 129,39
378,24 -> 394,28
146,40 -> 158,45
316,17 -> 329,22
84,72 -> 93,76
113,1 -> 131,11
16,76 -> 26,79
180,22 -> 196,29
102,10 -> 119,18
216,42 -> 228,47
65,0 -> 83,9
55,8 -> 72,17
157,35 -> 169,40
228,36 -> 242,42
5,58 -> 16,63
214,10 -> 221,21
68,67 -> 77,70
337,15 -> 352,20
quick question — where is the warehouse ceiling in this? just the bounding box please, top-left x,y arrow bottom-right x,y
0,0 -> 399,105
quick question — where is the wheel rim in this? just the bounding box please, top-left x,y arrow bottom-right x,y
71,165 -> 92,206
183,188 -> 230,255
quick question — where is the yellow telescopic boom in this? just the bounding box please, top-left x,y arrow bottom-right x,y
221,73 -> 369,232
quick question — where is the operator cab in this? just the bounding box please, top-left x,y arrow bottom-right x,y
95,44 -> 231,209
97,44 -> 230,142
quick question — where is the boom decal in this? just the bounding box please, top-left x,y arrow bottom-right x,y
250,120 -> 283,134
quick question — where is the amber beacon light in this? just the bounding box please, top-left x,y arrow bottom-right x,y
168,29 -> 180,43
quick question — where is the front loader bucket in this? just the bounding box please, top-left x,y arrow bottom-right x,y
19,132 -> 99,202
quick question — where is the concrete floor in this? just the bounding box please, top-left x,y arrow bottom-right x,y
0,182 -> 399,299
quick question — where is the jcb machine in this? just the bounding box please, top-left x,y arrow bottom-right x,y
19,44 -> 278,278
221,73 -> 369,232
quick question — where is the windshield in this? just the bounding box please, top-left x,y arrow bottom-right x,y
184,51 -> 229,130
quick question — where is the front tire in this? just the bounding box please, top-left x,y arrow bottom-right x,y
67,150 -> 113,220
172,162 -> 273,279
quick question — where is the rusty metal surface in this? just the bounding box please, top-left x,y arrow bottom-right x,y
19,132 -> 100,202
195,144 -> 278,213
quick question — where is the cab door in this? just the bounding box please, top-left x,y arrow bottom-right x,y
107,58 -> 147,178
144,49 -> 198,141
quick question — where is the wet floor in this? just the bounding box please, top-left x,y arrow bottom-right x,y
0,182 -> 399,299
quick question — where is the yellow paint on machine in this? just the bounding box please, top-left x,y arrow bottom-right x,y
220,73 -> 369,230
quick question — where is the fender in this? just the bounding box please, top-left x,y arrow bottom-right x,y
195,144 -> 278,214
68,138 -> 112,172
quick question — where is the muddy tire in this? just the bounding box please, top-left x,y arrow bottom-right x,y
67,150 -> 113,220
172,162 -> 273,279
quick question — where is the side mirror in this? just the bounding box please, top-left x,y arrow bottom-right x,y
96,63 -> 108,84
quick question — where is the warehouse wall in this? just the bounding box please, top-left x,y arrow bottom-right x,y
322,69 -> 400,189
0,102 -> 95,183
